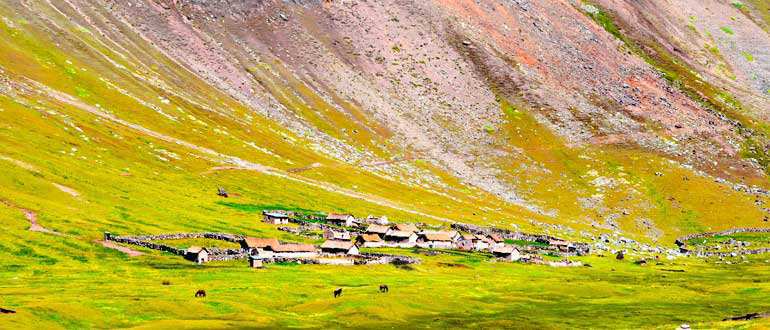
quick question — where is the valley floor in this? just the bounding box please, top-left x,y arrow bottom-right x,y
1,240 -> 770,329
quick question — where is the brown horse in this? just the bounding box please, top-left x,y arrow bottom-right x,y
195,290 -> 206,298
379,284 -> 389,293
333,288 -> 342,298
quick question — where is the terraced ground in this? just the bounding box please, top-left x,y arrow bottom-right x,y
1,0 -> 770,328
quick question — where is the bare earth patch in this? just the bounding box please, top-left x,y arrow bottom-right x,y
52,183 -> 80,198
98,240 -> 143,257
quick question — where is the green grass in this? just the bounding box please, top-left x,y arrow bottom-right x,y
0,1 -> 769,328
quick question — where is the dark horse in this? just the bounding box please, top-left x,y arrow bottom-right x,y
195,289 -> 206,298
333,288 -> 342,298
379,284 -> 389,293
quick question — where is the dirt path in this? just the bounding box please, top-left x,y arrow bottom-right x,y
0,199 -> 61,235
97,240 -> 143,257
21,208 -> 61,235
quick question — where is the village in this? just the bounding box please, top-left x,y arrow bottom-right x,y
106,209 -> 592,269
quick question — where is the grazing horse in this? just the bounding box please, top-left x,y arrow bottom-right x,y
379,284 -> 389,293
195,289 -> 206,298
333,288 -> 343,298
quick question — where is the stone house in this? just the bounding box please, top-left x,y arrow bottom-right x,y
356,233 -> 383,248
320,240 -> 360,255
323,229 -> 351,240
366,224 -> 390,238
417,232 -> 454,249
262,211 -> 290,225
488,234 -> 505,249
383,230 -> 418,247
366,215 -> 389,225
271,243 -> 318,258
472,234 -> 491,251
492,245 -> 521,261
248,255 -> 264,268
185,246 -> 210,264
456,233 -> 476,251
326,213 -> 357,227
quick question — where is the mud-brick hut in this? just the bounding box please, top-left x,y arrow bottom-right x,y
271,243 -> 318,258
383,230 -> 418,247
326,213 -> 358,227
185,246 -> 210,264
492,246 -> 521,261
320,240 -> 360,255
241,237 -> 280,253
356,233 -> 383,248
262,211 -> 290,225
417,232 -> 454,249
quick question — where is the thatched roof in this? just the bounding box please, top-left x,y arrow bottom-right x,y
358,234 -> 383,242
420,232 -> 452,241
242,237 -> 280,249
271,244 -> 317,252
394,223 -> 418,233
321,240 -> 355,250
460,233 -> 476,240
186,246 -> 207,254
366,224 -> 390,234
492,245 -> 518,254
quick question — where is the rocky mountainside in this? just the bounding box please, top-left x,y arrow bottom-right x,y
1,0 -> 769,243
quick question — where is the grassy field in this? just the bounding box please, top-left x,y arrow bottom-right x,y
1,1 -> 770,328
2,226 -> 770,329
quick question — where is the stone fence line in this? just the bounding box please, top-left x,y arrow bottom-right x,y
676,228 -> 770,245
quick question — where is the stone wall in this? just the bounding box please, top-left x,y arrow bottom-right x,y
104,232 -> 247,261
676,228 -> 770,245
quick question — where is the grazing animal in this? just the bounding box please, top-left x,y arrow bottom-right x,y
0,308 -> 15,314
379,284 -> 389,293
195,289 -> 206,298
333,288 -> 342,298
217,187 -> 229,198
616,251 -> 624,260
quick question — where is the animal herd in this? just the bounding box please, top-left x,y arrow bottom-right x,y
193,285 -> 390,298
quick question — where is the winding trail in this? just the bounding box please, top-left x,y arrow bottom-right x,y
0,199 -> 61,235
97,240 -> 143,257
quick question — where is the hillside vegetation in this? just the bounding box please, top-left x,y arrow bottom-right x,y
1,0 -> 770,328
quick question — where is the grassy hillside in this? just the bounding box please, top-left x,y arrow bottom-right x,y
1,0 -> 770,328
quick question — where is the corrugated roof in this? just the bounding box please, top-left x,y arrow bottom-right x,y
366,224 -> 390,234
242,237 -> 280,248
271,244 -> 317,252
321,240 -> 355,250
263,212 -> 289,218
